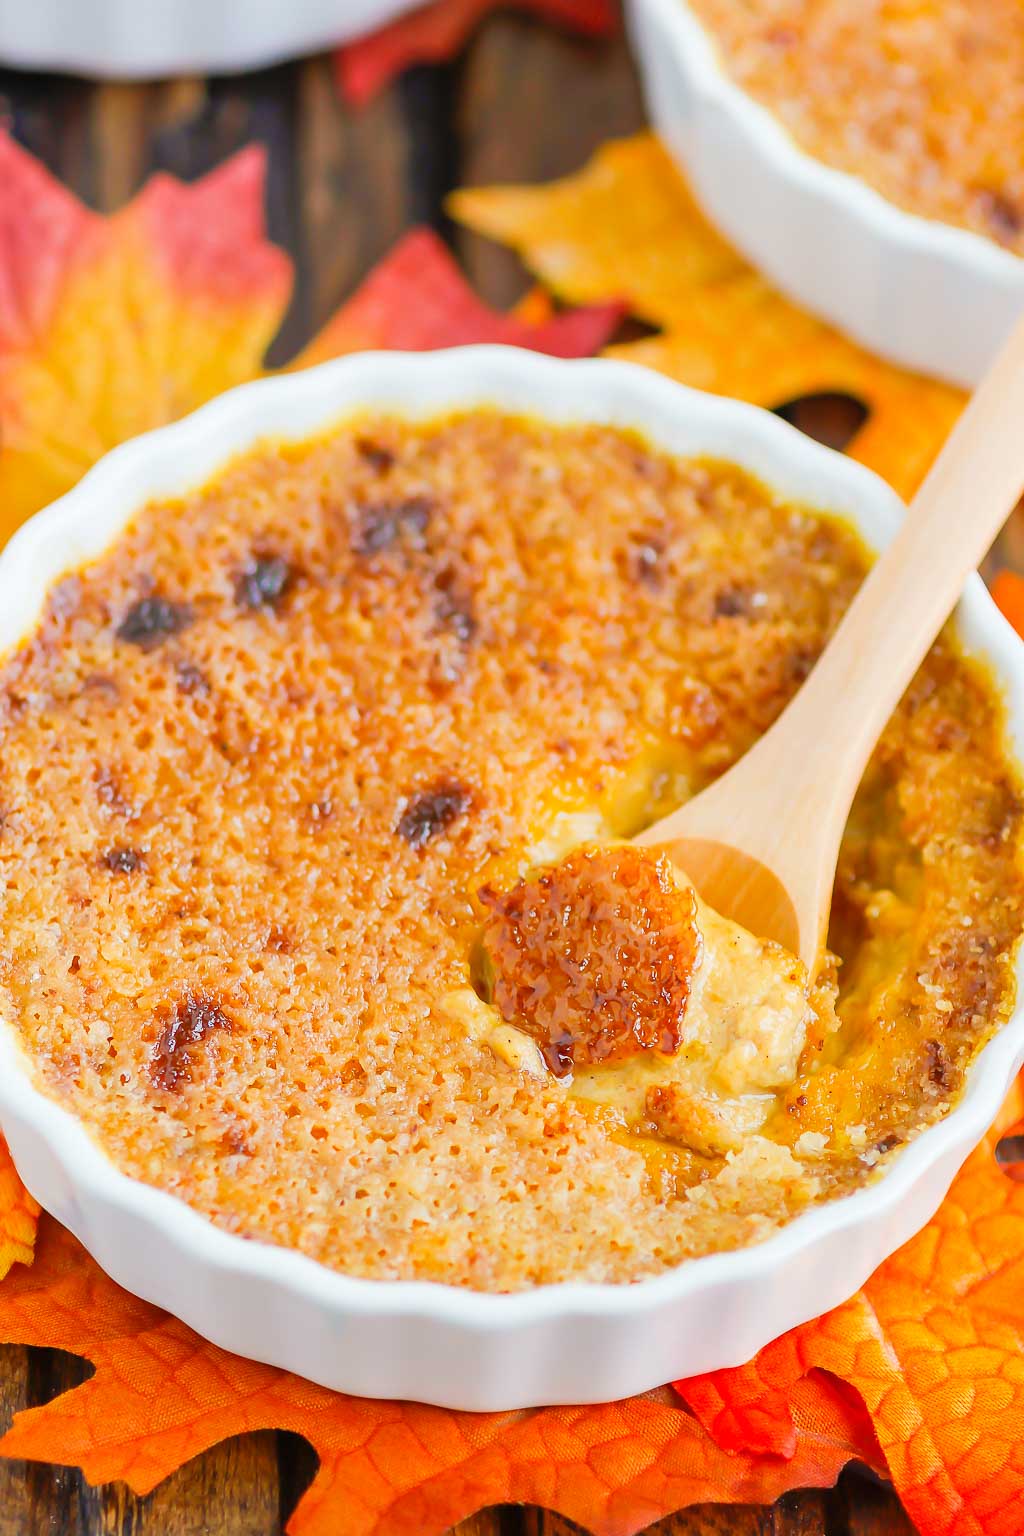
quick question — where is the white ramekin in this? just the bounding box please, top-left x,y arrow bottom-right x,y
0,0 -> 418,77
626,0 -> 1024,389
0,347 -> 1022,1410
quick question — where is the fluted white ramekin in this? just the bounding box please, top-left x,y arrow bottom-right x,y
626,0 -> 1024,389
0,347 -> 1022,1410
0,0 -> 418,77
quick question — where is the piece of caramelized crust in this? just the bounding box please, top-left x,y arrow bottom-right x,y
477,845 -> 703,1075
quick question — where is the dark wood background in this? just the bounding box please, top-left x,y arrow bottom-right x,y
0,12 -> 930,1534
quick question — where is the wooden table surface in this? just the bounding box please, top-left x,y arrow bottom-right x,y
0,14 -> 932,1535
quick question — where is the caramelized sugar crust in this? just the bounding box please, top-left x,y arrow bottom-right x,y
479,847 -> 703,1076
0,410 -> 1020,1288
688,0 -> 1024,252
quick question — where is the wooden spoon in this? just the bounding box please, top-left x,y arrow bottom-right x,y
634,313 -> 1024,972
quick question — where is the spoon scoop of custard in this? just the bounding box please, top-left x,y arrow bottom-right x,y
636,311 -> 1024,969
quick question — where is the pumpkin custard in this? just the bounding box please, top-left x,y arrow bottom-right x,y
0,410 -> 1021,1289
687,0 -> 1024,253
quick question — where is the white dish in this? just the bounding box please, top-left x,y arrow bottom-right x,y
626,0 -> 1024,389
0,0 -> 418,78
0,346 -> 1022,1411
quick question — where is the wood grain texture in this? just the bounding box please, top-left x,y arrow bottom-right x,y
456,12 -> 645,306
0,8 -> 930,1533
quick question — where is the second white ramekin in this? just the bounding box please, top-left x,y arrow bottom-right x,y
0,347 -> 1022,1409
626,0 -> 1024,389
0,0 -> 419,77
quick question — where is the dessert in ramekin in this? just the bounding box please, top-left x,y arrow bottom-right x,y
627,0 -> 1024,386
0,349 -> 1021,1407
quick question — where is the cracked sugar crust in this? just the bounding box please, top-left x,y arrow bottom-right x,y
689,0 -> 1024,253
0,409 -> 1021,1288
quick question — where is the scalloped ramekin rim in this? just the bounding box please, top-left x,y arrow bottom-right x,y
0,345 -> 1022,1383
638,0 -> 1024,284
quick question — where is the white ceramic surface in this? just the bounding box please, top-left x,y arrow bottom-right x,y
0,0 -> 419,78
626,0 -> 1024,389
0,347 -> 1022,1410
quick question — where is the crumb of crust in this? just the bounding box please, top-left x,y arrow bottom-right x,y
102,846 -> 145,875
396,782 -> 471,849
645,1083 -> 747,1157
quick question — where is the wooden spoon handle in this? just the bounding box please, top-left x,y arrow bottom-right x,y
770,306 -> 1024,816
639,308 -> 1024,966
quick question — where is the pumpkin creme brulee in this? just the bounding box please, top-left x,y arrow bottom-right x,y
0,409 -> 1020,1288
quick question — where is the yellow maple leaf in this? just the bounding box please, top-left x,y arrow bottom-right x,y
451,134 -> 965,499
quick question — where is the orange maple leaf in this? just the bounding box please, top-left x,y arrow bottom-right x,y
449,134 -> 967,500
677,1123 -> 1024,1536
0,1218 -> 877,1536
0,1141 -> 37,1283
992,571 -> 1024,639
335,0 -> 618,108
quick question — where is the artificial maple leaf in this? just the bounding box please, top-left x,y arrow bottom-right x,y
335,0 -> 618,107
0,1218 -> 877,1536
677,1121 -> 1024,1536
0,1141 -> 37,1282
450,134 -> 966,499
292,226 -> 623,367
991,570 -> 1024,639
0,133 -> 290,543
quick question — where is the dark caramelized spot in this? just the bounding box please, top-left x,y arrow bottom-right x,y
116,595 -> 193,649
477,844 -> 703,1077
352,496 -> 433,556
103,845 -> 144,875
785,646 -> 819,684
356,437 -> 396,474
713,585 -> 754,618
235,553 -> 293,611
874,1133 -> 903,1156
263,923 -> 292,954
396,781 -> 471,848
924,1037 -> 953,1090
433,567 -> 476,644
149,991 -> 231,1092
176,661 -> 210,696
